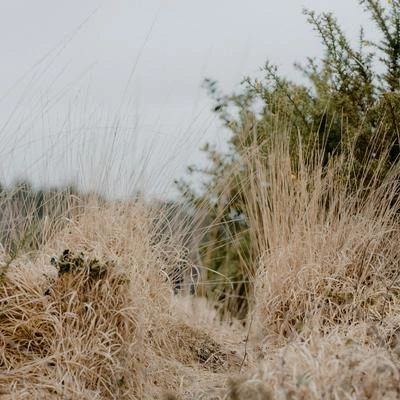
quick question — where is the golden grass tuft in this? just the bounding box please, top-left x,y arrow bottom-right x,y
0,198 -> 243,399
227,130 -> 400,399
241,135 -> 400,340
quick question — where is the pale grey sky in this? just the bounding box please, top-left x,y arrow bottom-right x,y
0,1 -> 379,198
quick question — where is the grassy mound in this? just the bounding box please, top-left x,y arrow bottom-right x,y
0,200 -> 243,399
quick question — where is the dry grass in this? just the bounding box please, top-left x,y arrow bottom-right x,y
221,131 -> 400,399
0,198 -> 243,399
2,129 -> 400,399
245,140 -> 400,338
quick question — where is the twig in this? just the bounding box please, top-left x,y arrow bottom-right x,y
239,312 -> 254,372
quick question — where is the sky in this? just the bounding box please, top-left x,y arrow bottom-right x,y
0,1 -> 379,198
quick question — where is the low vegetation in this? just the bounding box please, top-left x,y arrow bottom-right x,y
2,0 -> 400,398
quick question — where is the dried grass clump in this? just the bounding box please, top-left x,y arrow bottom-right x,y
0,200 -> 165,398
226,324 -> 400,399
242,137 -> 400,342
0,199 -> 244,399
254,217 -> 400,340
0,250 -> 138,399
150,320 -> 242,373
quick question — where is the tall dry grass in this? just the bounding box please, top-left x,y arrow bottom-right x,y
225,128 -> 400,398
3,123 -> 400,399
0,194 -> 243,399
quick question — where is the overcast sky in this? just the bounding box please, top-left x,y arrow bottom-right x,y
0,1 -> 379,198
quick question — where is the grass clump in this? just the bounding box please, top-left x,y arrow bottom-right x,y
245,137 -> 400,341
0,198 -> 243,399
0,229 -> 139,398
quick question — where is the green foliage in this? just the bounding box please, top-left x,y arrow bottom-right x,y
178,0 -> 400,317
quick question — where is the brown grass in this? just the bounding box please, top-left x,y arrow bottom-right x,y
0,199 -> 242,399
222,130 -> 400,398
2,128 -> 400,399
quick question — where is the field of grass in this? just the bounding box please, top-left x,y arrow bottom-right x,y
1,127 -> 400,400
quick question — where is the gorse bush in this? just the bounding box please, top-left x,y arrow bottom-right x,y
178,0 -> 400,318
